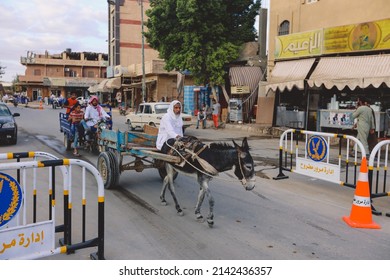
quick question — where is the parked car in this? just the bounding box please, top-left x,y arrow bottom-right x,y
0,102 -> 20,145
125,102 -> 193,132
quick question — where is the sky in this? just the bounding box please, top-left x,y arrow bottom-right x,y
0,0 -> 108,82
0,0 -> 269,83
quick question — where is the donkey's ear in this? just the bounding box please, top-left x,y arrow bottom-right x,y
232,139 -> 239,149
242,137 -> 249,150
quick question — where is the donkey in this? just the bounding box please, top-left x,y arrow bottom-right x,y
159,136 -> 255,227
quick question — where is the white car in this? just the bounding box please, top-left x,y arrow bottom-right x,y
125,102 -> 193,131
76,96 -> 88,106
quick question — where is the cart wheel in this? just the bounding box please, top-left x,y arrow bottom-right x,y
107,150 -> 120,188
108,148 -> 122,174
97,152 -> 116,189
157,164 -> 178,181
64,134 -> 72,151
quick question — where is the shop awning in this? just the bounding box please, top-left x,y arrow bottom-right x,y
122,79 -> 156,89
95,79 -> 110,92
106,77 -> 121,89
87,84 -> 99,93
229,66 -> 263,93
307,54 -> 390,90
266,58 -> 316,92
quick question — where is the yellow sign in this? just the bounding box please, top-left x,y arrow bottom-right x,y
231,86 -> 250,94
275,30 -> 322,59
275,18 -> 390,59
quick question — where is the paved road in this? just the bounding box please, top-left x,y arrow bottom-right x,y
1,103 -> 390,260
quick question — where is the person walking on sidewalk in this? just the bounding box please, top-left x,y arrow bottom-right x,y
352,96 -> 375,156
212,99 -> 220,129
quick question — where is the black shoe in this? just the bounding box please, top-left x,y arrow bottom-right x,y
196,127 -> 198,129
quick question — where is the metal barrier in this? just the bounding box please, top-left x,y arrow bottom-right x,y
368,140 -> 390,217
274,129 -> 366,188
0,152 -> 105,260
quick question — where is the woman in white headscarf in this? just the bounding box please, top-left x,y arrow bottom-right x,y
156,100 -> 183,150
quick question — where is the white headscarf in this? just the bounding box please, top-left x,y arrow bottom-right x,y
156,100 -> 183,150
167,100 -> 183,127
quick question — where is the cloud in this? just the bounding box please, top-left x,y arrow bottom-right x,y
0,0 -> 108,82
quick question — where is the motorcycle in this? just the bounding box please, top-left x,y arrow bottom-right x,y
52,98 -> 60,109
83,118 -> 111,153
119,102 -> 127,116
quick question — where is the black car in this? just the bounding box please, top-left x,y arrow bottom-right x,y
0,102 -> 20,145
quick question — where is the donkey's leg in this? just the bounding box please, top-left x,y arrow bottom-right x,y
194,174 -> 210,223
204,185 -> 215,227
160,175 -> 169,206
165,164 -> 183,215
194,187 -> 206,222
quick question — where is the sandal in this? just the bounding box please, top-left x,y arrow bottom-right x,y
73,152 -> 80,157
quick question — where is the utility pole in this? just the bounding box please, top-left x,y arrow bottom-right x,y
138,0 -> 146,102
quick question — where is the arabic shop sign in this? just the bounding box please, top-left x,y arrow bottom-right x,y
275,30 -> 322,59
275,18 -> 390,59
0,172 -> 22,228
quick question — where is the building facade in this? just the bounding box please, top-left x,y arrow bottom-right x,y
18,49 -> 108,101
258,0 -> 390,136
107,0 -> 189,109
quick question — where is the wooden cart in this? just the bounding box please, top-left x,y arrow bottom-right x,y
97,127 -> 180,189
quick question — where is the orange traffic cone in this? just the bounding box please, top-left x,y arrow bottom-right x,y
343,157 -> 381,229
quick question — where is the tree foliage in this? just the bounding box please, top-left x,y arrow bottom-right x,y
0,63 -> 5,79
145,0 -> 260,86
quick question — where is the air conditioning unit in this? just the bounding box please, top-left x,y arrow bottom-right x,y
64,68 -> 70,72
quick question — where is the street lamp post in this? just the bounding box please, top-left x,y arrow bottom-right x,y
138,0 -> 146,102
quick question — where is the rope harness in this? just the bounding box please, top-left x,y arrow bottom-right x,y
165,138 -> 248,186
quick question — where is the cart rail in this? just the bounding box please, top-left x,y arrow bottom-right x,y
97,128 -> 181,189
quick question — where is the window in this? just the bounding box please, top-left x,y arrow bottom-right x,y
279,20 -> 290,36
144,105 -> 152,114
33,69 -> 41,76
87,71 -> 95,78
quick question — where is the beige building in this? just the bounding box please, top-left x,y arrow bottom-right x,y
18,49 -> 108,101
258,0 -> 390,134
107,0 -> 192,108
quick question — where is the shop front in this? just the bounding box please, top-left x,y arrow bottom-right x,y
308,54 -> 390,137
266,58 -> 316,129
266,18 -> 390,137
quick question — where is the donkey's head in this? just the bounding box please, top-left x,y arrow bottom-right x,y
232,137 -> 255,190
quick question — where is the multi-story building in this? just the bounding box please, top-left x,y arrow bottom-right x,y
18,49 -> 108,101
106,0 -> 263,120
107,0 -> 191,108
259,0 -> 390,135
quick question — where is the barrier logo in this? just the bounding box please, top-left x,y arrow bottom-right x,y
0,172 -> 23,228
307,135 -> 327,162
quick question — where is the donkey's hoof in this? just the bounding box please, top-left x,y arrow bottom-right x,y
196,215 -> 205,223
207,220 -> 214,228
177,210 -> 184,216
161,201 -> 167,206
